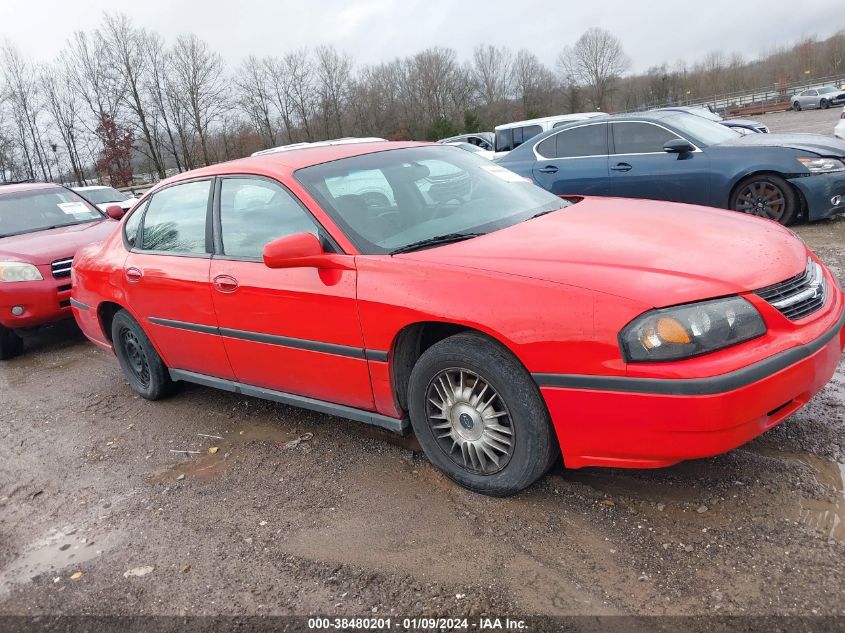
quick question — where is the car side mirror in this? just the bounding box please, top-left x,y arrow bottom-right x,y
263,232 -> 353,270
663,139 -> 696,154
105,205 -> 125,220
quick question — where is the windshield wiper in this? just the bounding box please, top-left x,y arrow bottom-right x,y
390,232 -> 485,255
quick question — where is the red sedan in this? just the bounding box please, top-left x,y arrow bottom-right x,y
0,183 -> 119,359
71,141 -> 845,495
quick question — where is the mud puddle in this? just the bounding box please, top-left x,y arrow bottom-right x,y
149,422 -> 304,483
0,526 -> 123,597
780,452 -> 845,541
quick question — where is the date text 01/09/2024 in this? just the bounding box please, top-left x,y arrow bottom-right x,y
306,617 -> 528,630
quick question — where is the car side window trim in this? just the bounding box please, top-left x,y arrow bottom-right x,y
210,173 -> 343,263
121,198 -> 149,251
133,176 -> 215,259
532,122 -> 609,161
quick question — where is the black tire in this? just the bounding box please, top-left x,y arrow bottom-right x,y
821,98 -> 830,110
111,310 -> 172,400
793,101 -> 801,111
730,173 -> 798,225
408,332 -> 557,496
0,325 -> 24,360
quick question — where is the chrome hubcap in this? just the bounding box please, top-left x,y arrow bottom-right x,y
425,368 -> 514,474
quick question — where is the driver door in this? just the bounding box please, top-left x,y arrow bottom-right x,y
208,176 -> 373,409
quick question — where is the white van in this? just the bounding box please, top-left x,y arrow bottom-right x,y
494,113 -> 605,157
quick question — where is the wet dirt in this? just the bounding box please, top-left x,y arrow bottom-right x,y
0,221 -> 844,618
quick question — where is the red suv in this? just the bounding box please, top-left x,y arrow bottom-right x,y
71,142 -> 845,495
0,183 -> 119,358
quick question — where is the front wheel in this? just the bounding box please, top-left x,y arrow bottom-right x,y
112,310 -> 173,400
730,174 -> 798,225
821,98 -> 830,109
0,325 -> 24,360
407,332 -> 557,496
793,101 -> 801,111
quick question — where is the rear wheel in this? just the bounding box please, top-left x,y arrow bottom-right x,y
821,98 -> 830,110
111,310 -> 172,400
0,325 -> 24,360
730,174 -> 798,225
408,332 -> 557,496
793,101 -> 801,111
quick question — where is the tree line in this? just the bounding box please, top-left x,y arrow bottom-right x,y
1,14 -> 843,187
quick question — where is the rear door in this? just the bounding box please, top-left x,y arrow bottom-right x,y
123,178 -> 235,379
209,176 -> 373,409
608,121 -> 711,206
530,122 -> 610,196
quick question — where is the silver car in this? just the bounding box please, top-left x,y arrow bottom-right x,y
792,86 -> 845,111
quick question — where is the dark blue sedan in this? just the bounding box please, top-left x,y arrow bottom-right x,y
497,111 -> 845,224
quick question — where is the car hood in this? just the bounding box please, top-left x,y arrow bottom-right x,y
402,197 -> 807,308
0,219 -> 118,265
717,132 -> 845,156
96,198 -> 138,212
721,118 -> 762,127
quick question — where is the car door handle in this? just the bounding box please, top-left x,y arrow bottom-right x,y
537,165 -> 559,174
611,162 -> 633,172
125,267 -> 143,283
213,275 -> 239,293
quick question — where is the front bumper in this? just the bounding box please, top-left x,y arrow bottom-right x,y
789,172 -> 845,221
0,267 -> 73,330
538,308 -> 845,469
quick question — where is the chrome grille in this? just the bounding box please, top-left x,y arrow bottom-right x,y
51,257 -> 73,279
755,259 -> 827,320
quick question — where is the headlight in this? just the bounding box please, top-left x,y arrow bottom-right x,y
797,156 -> 845,173
620,296 -> 766,362
0,262 -> 43,282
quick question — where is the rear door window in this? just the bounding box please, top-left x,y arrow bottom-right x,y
537,124 -> 608,159
140,180 -> 211,254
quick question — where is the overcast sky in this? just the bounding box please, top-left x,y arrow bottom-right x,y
2,0 -> 842,74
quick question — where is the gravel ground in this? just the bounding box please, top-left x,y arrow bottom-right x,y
753,107 -> 843,136
1,218 -> 844,624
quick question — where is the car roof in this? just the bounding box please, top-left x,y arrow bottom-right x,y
495,112 -> 604,131
153,141 -> 430,188
0,182 -> 64,196
73,185 -> 111,190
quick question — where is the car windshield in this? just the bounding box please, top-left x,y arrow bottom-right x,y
80,187 -> 130,204
0,188 -> 103,238
295,146 -> 570,254
664,113 -> 741,145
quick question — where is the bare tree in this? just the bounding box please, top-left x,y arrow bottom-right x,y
235,55 -> 277,147
144,33 -> 183,172
315,46 -> 353,138
101,13 -> 166,178
511,49 -> 558,118
169,34 -> 228,166
557,27 -> 630,110
1,44 -> 51,181
283,49 -> 316,141
40,63 -> 87,185
471,45 -> 513,120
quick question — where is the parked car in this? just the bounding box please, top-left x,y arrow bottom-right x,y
444,141 -> 496,160
71,141 -> 844,495
498,111 -> 845,225
494,112 -> 605,157
835,106 -> 845,140
0,182 -> 119,358
438,133 -> 495,151
792,86 -> 845,111
656,106 -> 769,133
73,185 -> 139,212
